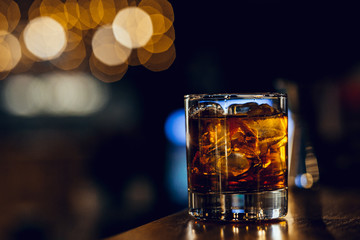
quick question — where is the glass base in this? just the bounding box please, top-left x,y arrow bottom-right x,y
188,188 -> 287,221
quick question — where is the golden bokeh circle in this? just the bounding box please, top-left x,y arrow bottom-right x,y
0,31 -> 22,72
139,43 -> 176,72
138,0 -> 174,24
89,53 -> 128,83
51,40 -> 86,70
0,13 -> 9,32
1,0 -> 176,81
23,16 -> 67,61
0,0 -> 20,32
92,25 -> 132,66
112,7 -> 154,49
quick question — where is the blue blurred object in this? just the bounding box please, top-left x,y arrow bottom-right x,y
165,145 -> 188,206
164,109 -> 187,205
164,109 -> 186,146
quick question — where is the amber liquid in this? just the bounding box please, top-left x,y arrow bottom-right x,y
187,114 -> 287,193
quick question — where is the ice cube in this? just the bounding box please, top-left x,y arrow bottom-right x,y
248,103 -> 278,117
227,104 -> 286,171
229,119 -> 260,158
218,152 -> 250,176
197,116 -> 230,168
228,103 -> 279,117
189,102 -> 224,118
248,115 -> 287,155
228,102 -> 258,116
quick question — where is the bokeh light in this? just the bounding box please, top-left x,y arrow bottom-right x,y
89,0 -> 106,25
165,146 -> 188,205
295,173 -> 314,189
112,7 -> 154,49
164,108 -> 187,205
0,0 -> 20,32
9,43 -> 35,74
3,73 -> 109,116
89,53 -> 128,83
0,13 -> 9,32
77,0 -> 99,30
24,16 -> 67,61
0,0 -> 175,82
139,0 -> 174,24
92,25 -> 131,66
140,6 -> 172,35
45,72 -> 108,115
90,0 -> 117,26
143,25 -> 174,54
164,109 -> 186,146
19,28 -> 40,62
126,50 -> 143,66
28,0 -> 42,21
3,75 -> 43,116
139,43 -> 176,72
64,0 -> 81,29
0,31 -> 22,73
150,13 -> 173,35
39,0 -> 68,28
122,175 -> 156,214
0,35 -> 12,73
63,28 -> 83,52
50,40 -> 86,70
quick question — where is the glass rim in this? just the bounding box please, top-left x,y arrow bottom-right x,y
184,92 -> 287,100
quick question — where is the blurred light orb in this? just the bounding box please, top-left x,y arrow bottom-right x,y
51,40 -> 86,70
92,25 -> 131,66
3,73 -> 109,116
0,0 -> 21,32
3,75 -> 42,116
89,52 -> 129,83
0,36 -> 12,72
0,31 -> 21,72
46,72 -> 109,115
295,173 -> 314,189
0,12 -> 8,31
112,7 -> 153,49
166,146 -> 188,205
139,43 -> 176,72
149,13 -> 173,35
23,16 -> 67,61
164,108 -> 186,146
64,0 -> 81,29
123,176 -> 156,213
89,0 -> 117,25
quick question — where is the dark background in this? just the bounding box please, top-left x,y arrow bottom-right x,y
1,0 -> 360,239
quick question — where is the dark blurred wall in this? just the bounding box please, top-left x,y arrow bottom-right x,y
1,1 -> 360,239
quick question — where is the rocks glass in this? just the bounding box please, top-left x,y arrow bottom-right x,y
184,93 -> 288,221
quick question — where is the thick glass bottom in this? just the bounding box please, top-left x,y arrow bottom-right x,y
188,188 -> 287,221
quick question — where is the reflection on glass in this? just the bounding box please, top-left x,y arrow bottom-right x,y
186,219 -> 288,240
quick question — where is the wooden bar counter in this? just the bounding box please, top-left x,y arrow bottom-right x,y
106,187 -> 360,240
